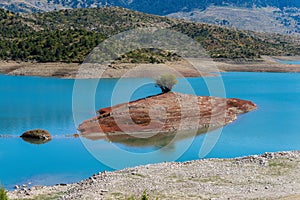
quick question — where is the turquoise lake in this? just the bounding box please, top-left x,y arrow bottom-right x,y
1,72 -> 300,189
277,60 -> 300,65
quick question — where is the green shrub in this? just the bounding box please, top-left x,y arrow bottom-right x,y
141,190 -> 149,200
155,74 -> 178,93
0,185 -> 8,200
127,190 -> 151,200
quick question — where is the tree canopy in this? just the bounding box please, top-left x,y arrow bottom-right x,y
155,74 -> 178,93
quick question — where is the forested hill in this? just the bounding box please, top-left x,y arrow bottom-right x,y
0,7 -> 299,63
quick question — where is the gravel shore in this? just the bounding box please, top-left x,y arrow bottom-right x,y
8,151 -> 300,199
1,56 -> 300,79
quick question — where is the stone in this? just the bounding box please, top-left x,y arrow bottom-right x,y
20,129 -> 52,144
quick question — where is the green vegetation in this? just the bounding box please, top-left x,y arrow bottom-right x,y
141,190 -> 149,200
155,74 -> 178,93
22,194 -> 62,200
127,190 -> 150,200
2,29 -> 105,62
269,161 -> 287,167
0,7 -> 299,63
267,158 -> 297,176
114,49 -> 180,64
171,22 -> 299,59
0,184 -> 8,200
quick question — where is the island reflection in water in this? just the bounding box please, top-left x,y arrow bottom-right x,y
21,137 -> 52,145
81,127 -> 211,148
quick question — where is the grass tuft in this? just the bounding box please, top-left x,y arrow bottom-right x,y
0,184 -> 8,200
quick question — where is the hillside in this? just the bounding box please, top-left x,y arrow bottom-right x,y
168,6 -> 300,35
0,0 -> 65,13
0,7 -> 299,63
3,0 -> 300,15
28,7 -> 174,34
2,1 -> 300,36
46,0 -> 300,35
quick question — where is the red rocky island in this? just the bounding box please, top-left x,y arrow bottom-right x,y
78,92 -> 257,139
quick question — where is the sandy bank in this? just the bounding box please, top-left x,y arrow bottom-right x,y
216,56 -> 300,73
8,151 -> 300,199
1,56 -> 300,79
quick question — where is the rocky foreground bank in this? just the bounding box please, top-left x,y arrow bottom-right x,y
8,151 -> 300,199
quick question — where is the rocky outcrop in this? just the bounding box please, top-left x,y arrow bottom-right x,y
20,129 -> 52,144
78,92 -> 256,137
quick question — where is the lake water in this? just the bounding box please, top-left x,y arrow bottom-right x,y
276,59 -> 300,65
1,72 -> 300,189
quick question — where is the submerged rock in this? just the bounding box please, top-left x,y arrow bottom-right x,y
20,129 -> 52,144
78,92 -> 256,139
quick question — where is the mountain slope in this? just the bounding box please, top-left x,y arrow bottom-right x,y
2,0 -> 300,35
0,7 -> 299,63
0,0 -> 66,13
3,0 -> 300,15
168,6 -> 300,35
34,0 -> 300,15
29,7 -> 174,35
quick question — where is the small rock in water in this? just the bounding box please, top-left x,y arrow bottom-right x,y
20,129 -> 52,144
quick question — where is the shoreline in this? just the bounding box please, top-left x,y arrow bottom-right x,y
1,56 -> 300,79
8,150 -> 300,199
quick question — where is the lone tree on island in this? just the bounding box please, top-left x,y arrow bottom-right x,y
155,74 -> 178,93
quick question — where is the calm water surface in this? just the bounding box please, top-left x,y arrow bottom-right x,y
276,59 -> 300,65
0,72 -> 300,189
